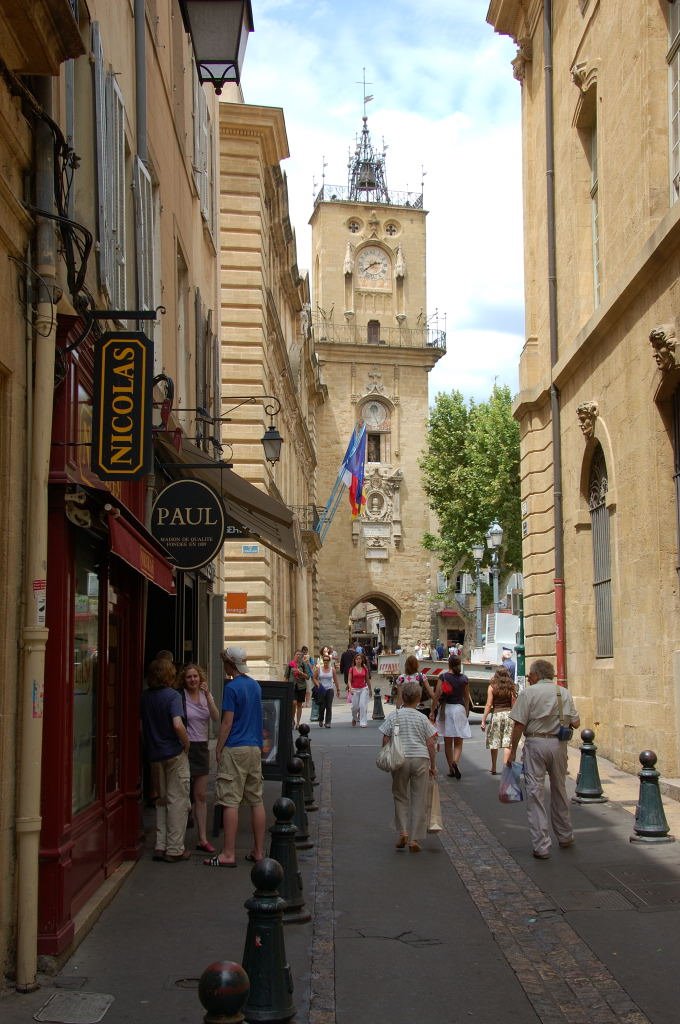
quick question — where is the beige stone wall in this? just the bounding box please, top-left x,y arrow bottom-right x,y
311,195 -> 442,656
218,104 -> 320,676
490,1 -> 680,774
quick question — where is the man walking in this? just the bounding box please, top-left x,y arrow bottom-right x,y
339,641 -> 356,692
205,646 -> 265,867
507,659 -> 580,859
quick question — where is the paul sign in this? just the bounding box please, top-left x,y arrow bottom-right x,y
91,332 -> 153,479
151,479 -> 225,571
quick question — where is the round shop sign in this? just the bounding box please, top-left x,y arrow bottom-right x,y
151,479 -> 225,571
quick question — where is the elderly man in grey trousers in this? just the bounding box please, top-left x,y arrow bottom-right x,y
507,659 -> 580,859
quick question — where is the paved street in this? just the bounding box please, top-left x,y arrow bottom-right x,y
3,699 -> 680,1024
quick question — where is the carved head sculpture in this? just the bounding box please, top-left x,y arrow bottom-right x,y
649,325 -> 677,372
576,401 -> 598,438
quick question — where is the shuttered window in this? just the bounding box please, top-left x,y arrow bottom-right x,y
673,386 -> 680,566
589,443 -> 613,658
192,61 -> 215,235
133,156 -> 154,323
669,2 -> 680,200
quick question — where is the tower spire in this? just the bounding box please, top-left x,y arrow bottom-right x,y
347,113 -> 390,204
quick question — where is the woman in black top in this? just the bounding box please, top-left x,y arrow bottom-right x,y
430,655 -> 471,778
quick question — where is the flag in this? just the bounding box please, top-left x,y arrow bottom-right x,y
340,425 -> 367,518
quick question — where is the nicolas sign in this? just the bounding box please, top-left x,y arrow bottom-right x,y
151,480 -> 225,570
91,332 -> 153,479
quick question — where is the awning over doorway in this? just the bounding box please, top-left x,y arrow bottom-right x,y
154,434 -> 300,565
108,512 -> 176,594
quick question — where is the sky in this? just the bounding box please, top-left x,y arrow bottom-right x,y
238,0 -> 524,405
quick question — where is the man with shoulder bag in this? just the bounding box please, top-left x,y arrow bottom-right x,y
507,659 -> 580,860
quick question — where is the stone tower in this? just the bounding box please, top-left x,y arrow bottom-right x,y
310,115 -> 445,654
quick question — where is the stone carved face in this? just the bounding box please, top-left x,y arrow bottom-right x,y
649,326 -> 677,372
576,401 -> 598,438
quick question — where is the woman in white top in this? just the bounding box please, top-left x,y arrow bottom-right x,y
178,663 -> 220,852
379,679 -> 437,852
313,646 -> 340,728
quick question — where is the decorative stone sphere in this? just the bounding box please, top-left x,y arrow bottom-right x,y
198,960 -> 249,1021
581,728 -> 595,744
273,796 -> 296,823
639,750 -> 657,769
295,735 -> 310,754
251,856 -> 284,892
298,723 -> 310,737
287,756 -> 303,775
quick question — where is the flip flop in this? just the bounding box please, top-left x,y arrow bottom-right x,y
196,841 -> 216,853
245,853 -> 259,862
204,855 -> 237,868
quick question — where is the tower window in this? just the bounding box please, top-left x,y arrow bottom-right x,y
385,222 -> 398,237
348,219 -> 361,233
367,433 -> 381,462
367,320 -> 380,344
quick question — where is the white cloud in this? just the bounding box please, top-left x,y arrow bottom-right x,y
239,2 -> 524,405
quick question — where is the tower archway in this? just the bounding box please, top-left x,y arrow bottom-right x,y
348,592 -> 401,652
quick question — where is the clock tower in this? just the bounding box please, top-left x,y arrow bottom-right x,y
310,114 -> 445,652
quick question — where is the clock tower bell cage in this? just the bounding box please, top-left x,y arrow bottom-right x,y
309,111 -> 446,655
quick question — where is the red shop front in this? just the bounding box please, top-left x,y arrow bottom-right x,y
38,320 -> 174,955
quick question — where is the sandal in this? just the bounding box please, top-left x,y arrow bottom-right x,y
203,855 -> 237,868
408,841 -> 421,853
395,834 -> 408,850
196,840 -> 216,853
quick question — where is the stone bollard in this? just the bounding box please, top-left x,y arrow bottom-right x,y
198,961 -> 250,1024
371,687 -> 385,721
572,729 -> 608,803
268,797 -> 310,924
298,723 -> 317,782
630,750 -> 675,844
241,859 -> 296,1023
294,735 -> 318,810
281,757 -> 312,848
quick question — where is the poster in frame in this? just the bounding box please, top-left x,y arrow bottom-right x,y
260,680 -> 294,780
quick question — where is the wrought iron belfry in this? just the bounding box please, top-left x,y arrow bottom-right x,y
348,117 -> 390,204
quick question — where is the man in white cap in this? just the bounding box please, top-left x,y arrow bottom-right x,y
204,645 -> 265,867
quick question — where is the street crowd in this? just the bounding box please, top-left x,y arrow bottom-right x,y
140,639 -> 580,873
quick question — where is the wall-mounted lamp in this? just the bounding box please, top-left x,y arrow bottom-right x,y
217,395 -> 284,465
179,0 -> 254,93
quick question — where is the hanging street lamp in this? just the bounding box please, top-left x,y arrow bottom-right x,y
179,0 -> 254,93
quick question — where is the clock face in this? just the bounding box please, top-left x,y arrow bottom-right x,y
363,400 -> 387,427
357,246 -> 390,285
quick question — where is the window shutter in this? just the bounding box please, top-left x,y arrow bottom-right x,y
107,75 -> 127,309
92,23 -> 112,299
133,156 -> 154,319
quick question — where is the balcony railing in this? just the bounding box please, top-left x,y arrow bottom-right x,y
290,505 -> 324,532
314,184 -> 424,209
311,320 -> 446,353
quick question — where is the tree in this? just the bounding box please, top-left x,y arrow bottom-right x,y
420,384 -> 521,581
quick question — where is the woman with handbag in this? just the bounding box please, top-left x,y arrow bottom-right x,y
379,679 -> 438,852
480,667 -> 516,775
430,654 -> 471,778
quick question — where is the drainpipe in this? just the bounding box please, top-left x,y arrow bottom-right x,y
543,1 -> 567,686
134,0 -> 147,164
16,77 -> 58,992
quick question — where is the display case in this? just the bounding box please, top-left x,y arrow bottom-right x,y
260,680 -> 294,781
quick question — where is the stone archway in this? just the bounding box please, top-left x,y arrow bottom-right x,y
348,592 -> 401,652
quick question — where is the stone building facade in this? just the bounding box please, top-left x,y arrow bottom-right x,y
488,1 -> 680,774
310,118 -> 445,655
218,103 -> 322,675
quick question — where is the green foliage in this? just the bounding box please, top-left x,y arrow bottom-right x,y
420,384 -> 521,580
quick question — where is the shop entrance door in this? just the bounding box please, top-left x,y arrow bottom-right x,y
102,573 -> 131,866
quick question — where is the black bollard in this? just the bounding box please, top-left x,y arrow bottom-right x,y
268,797 -> 310,924
294,735 -> 318,810
281,756 -> 312,848
572,729 -> 608,803
241,859 -> 295,1024
198,960 -> 250,1024
630,750 -> 675,844
298,723 -> 317,782
371,686 -> 385,721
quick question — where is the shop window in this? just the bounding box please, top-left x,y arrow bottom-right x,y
72,538 -> 100,814
588,442 -> 613,657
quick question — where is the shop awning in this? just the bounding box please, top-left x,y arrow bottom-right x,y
154,434 -> 300,565
108,513 -> 176,594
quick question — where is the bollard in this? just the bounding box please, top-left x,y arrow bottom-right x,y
294,735 -> 318,810
241,859 -> 296,1023
630,750 -> 675,844
281,757 -> 312,848
198,961 -> 250,1024
371,686 -> 385,721
268,797 -> 310,924
572,729 -> 608,803
299,720 -> 317,782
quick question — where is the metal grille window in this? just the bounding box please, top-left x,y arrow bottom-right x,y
589,443 -> 613,657
669,3 -> 680,200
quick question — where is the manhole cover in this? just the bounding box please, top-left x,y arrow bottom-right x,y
555,889 -> 633,912
34,991 -> 114,1023
580,864 -> 680,911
